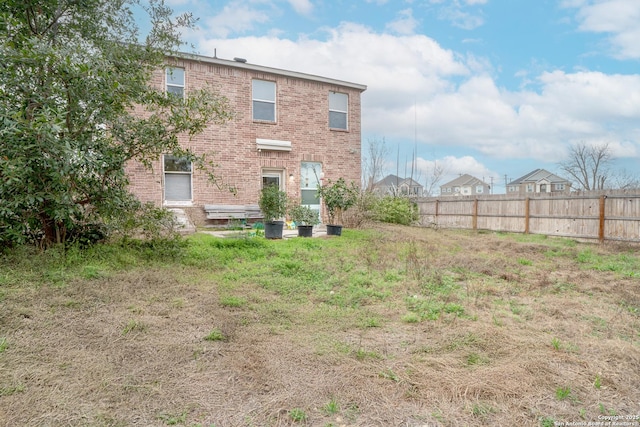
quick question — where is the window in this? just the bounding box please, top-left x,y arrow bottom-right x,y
526,184 -> 534,193
447,187 -> 451,193
476,185 -> 484,194
329,92 -> 348,130
540,184 -> 547,192
166,67 -> 184,98
454,186 -> 460,193
253,80 -> 276,122
508,186 -> 517,192
555,183 -> 565,190
301,162 -> 321,217
262,169 -> 283,190
164,155 -> 192,202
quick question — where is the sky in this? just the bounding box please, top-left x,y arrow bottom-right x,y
163,0 -> 640,193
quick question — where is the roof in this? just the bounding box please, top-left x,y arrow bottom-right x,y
171,51 -> 367,92
508,169 -> 569,185
374,175 -> 423,188
441,174 -> 488,188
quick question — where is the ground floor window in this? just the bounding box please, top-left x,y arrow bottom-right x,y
163,155 -> 192,203
262,169 -> 284,190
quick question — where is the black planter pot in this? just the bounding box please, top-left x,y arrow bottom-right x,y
297,225 -> 313,237
264,221 -> 284,239
326,224 -> 343,236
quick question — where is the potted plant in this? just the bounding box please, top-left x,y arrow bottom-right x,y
258,184 -> 288,239
288,204 -> 320,237
317,177 -> 359,236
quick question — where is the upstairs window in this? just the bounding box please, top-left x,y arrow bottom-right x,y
253,80 -> 276,122
555,183 -> 565,190
329,92 -> 348,130
476,185 -> 484,194
164,155 -> 192,202
166,67 -> 185,98
526,184 -> 534,193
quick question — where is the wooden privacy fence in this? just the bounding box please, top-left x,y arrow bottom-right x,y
415,191 -> 640,243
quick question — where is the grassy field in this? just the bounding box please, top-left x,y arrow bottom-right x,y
1,224 -> 639,426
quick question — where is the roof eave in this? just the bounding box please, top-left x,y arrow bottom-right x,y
169,51 -> 368,92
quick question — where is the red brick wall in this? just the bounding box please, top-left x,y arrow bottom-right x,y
126,58 -> 364,224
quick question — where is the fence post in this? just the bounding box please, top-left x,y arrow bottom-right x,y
599,195 -> 606,242
525,198 -> 530,234
473,198 -> 478,230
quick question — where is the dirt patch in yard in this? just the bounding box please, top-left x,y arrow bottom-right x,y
1,224 -> 639,426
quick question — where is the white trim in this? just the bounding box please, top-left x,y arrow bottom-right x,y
163,200 -> 194,207
257,138 -> 292,151
163,154 -> 193,204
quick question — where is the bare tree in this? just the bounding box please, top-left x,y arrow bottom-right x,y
362,137 -> 390,191
559,142 -> 611,190
424,160 -> 445,197
610,169 -> 640,190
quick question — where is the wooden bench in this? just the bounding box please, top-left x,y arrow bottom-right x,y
203,204 -> 264,222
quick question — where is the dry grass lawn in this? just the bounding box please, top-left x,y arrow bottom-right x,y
0,224 -> 639,426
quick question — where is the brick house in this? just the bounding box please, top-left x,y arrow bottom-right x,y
506,169 -> 571,195
372,175 -> 424,196
126,53 -> 367,225
440,174 -> 490,196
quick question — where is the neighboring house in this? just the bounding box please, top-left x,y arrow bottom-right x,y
440,174 -> 490,197
126,53 -> 367,224
372,175 -> 424,196
506,169 -> 571,195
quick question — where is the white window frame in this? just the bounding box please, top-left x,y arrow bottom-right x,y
262,169 -> 284,191
300,162 -> 322,218
163,155 -> 192,205
555,183 -> 565,190
329,92 -> 348,130
476,185 -> 484,194
526,184 -> 534,193
253,80 -> 276,122
166,67 -> 185,98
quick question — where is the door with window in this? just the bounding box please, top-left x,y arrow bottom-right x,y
300,162 -> 321,221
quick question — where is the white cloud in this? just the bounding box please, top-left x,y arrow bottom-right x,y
438,7 -> 484,30
203,2 -> 271,38
287,0 -> 313,16
566,0 -> 640,59
193,20 -> 640,171
429,0 -> 486,30
385,8 -> 419,35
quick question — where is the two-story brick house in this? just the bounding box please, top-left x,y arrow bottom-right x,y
373,175 -> 424,197
506,169 -> 572,195
126,53 -> 367,225
440,174 -> 490,196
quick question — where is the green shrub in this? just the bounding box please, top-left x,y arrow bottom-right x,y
373,196 -> 418,225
